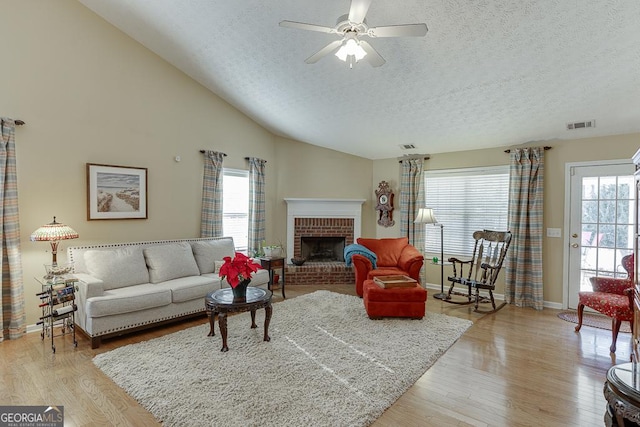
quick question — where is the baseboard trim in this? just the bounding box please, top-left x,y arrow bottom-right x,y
424,282 -> 562,310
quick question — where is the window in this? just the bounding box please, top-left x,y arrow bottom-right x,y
424,166 -> 509,258
223,169 -> 249,252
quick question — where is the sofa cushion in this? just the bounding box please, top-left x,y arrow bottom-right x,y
86,284 -> 172,318
191,239 -> 235,274
144,242 -> 200,283
155,275 -> 219,303
83,247 -> 150,291
357,237 -> 408,267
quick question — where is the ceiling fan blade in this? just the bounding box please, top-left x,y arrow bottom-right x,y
305,40 -> 343,64
279,20 -> 334,34
359,40 -> 386,67
368,23 -> 428,38
348,0 -> 373,24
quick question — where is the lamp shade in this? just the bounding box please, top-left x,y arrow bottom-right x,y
414,208 -> 438,224
30,217 -> 79,242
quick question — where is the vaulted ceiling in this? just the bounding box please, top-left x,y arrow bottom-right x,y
78,0 -> 640,159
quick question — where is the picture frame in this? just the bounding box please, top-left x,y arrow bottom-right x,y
86,163 -> 148,220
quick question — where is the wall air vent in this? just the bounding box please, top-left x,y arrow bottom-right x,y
567,120 -> 596,130
399,144 -> 416,150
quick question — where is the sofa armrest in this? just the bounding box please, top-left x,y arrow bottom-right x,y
74,273 -> 105,299
397,245 -> 424,282
397,245 -> 423,270
396,245 -> 424,284
72,273 -> 104,333
352,254 -> 373,297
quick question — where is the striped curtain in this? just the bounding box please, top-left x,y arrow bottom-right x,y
505,147 -> 544,310
247,157 -> 266,256
399,159 -> 425,247
0,118 -> 24,340
200,151 -> 225,237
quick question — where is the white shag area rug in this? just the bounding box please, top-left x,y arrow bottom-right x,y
93,290 -> 472,427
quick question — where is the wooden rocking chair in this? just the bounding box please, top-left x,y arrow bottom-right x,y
444,230 -> 512,313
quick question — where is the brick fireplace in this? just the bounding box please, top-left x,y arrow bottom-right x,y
284,198 -> 365,286
294,218 -> 354,261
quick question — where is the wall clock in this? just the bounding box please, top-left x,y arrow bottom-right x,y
375,181 -> 395,227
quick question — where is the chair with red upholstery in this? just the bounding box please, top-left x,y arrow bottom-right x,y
350,237 -> 424,297
575,253 -> 635,354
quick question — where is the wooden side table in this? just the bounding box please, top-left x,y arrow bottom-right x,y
260,257 -> 286,299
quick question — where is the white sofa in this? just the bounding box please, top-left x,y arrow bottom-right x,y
67,236 -> 269,348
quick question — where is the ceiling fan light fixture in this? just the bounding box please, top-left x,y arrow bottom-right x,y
335,37 -> 367,62
281,0 -> 427,67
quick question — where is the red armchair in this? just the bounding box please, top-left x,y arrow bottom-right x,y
575,253 -> 634,354
351,237 -> 424,297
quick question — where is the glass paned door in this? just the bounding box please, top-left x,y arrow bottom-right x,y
568,163 -> 634,308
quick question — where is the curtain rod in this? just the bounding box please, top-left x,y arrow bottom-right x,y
16,119 -> 25,126
199,150 -> 227,156
504,146 -> 552,153
244,157 -> 267,163
397,155 -> 430,163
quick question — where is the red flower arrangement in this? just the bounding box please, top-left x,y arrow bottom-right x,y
219,252 -> 262,288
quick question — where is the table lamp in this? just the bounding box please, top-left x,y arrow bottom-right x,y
414,208 -> 446,300
30,216 -> 79,267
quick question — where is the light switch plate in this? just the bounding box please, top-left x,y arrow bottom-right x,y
546,228 -> 562,238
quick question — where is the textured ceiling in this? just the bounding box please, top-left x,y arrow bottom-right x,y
78,0 -> 640,160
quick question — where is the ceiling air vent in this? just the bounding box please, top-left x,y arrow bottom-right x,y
567,120 -> 596,130
399,144 -> 416,150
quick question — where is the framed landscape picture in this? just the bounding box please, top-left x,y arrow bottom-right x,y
86,163 -> 148,220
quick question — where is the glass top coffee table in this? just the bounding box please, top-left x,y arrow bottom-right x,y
204,287 -> 273,352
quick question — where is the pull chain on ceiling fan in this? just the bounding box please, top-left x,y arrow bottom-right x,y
280,0 -> 428,68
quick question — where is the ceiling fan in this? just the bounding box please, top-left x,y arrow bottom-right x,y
279,0 -> 428,68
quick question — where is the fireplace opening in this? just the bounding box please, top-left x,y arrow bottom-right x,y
301,237 -> 346,262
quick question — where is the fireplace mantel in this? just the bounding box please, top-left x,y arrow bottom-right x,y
284,198 -> 365,263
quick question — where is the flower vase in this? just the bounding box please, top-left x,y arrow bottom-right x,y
231,279 -> 251,302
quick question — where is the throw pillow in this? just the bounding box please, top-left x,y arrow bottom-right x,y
144,242 -> 200,283
214,260 -> 226,274
84,247 -> 150,290
191,239 -> 235,274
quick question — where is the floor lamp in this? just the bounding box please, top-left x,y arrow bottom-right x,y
414,208 -> 446,300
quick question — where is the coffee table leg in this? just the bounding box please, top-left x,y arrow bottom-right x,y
263,304 -> 272,342
207,309 -> 216,337
250,309 -> 258,329
218,312 -> 228,352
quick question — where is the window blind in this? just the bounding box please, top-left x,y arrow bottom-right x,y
424,166 -> 509,258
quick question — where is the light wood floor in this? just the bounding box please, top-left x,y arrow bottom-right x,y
0,285 -> 626,426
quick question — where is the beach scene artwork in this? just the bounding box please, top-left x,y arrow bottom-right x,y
96,172 -> 140,212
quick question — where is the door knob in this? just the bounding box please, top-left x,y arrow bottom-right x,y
571,243 -> 579,248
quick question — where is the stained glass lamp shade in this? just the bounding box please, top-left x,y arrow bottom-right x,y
30,216 -> 79,266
